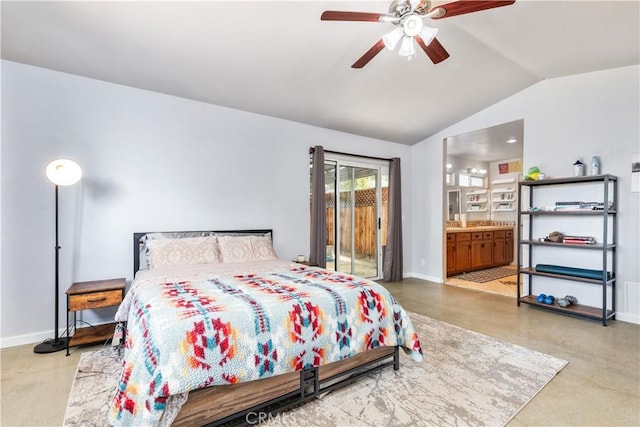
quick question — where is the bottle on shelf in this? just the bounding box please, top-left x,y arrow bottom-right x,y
591,156 -> 600,175
573,160 -> 585,177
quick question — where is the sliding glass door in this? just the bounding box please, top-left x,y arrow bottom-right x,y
324,159 -> 386,279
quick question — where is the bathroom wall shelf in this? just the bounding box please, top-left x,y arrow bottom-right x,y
466,189 -> 488,212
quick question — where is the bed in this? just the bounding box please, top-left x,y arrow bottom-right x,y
107,230 -> 423,426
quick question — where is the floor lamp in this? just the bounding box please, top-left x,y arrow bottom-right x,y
34,159 -> 82,354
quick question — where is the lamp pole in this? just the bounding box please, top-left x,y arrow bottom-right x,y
53,184 -> 61,345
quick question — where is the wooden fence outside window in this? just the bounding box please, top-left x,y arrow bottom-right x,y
323,187 -> 388,258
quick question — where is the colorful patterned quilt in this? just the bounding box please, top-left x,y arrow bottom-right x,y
107,263 -> 423,426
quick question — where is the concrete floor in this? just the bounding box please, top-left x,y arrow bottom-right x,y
1,278 -> 638,426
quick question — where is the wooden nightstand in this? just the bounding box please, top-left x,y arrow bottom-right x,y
295,260 -> 318,267
66,278 -> 126,355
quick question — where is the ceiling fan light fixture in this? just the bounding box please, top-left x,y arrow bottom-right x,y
382,27 -> 404,50
398,36 -> 416,58
418,25 -> 438,45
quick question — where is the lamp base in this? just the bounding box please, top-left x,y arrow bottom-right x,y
33,337 -> 70,354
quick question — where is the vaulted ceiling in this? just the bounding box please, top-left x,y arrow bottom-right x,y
2,1 -> 638,147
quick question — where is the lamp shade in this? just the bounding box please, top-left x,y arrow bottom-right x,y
45,159 -> 82,186
382,27 -> 404,51
398,36 -> 416,58
419,25 -> 439,45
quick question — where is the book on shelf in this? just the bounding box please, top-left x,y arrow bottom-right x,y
555,201 -> 583,206
563,235 -> 594,240
583,202 -> 608,210
562,235 -> 596,244
554,201 -> 607,211
555,201 -> 584,210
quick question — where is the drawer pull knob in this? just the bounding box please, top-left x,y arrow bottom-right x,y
87,297 -> 107,303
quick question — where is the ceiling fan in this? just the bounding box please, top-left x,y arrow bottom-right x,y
321,0 -> 515,68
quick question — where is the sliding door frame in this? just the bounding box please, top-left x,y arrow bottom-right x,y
325,154 -> 387,280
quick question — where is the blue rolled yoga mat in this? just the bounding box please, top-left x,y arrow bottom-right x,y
535,264 -> 612,280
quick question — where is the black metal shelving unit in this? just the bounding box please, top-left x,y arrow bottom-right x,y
516,174 -> 617,325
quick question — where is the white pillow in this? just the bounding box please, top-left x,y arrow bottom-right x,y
146,236 -> 221,269
217,235 -> 278,263
250,235 -> 278,260
217,235 -> 254,263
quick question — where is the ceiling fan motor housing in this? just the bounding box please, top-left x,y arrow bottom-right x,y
389,0 -> 417,16
402,15 -> 424,36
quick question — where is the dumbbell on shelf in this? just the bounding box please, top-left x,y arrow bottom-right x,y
557,295 -> 578,308
536,294 -> 555,305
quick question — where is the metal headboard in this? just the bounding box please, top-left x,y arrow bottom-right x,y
133,229 -> 273,275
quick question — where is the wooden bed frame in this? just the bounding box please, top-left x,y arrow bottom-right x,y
132,230 -> 400,426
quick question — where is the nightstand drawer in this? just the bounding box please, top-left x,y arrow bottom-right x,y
69,289 -> 123,311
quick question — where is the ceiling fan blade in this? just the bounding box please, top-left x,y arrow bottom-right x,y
430,1 -> 515,19
321,11 -> 386,22
416,36 -> 450,64
352,40 -> 386,69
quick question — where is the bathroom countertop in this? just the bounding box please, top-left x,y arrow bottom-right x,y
446,225 -> 514,233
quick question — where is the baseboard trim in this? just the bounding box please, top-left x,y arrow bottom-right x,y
615,312 -> 639,325
408,272 -> 442,283
0,328 -> 66,349
1,322 -> 116,349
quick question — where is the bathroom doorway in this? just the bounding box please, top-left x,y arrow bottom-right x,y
443,119 -> 524,297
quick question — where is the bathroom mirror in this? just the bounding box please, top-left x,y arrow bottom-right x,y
447,190 -> 460,220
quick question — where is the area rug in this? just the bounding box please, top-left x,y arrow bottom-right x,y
453,267 -> 517,283
64,313 -> 567,426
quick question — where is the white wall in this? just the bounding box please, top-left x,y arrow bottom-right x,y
410,65 -> 640,323
0,60 -> 411,347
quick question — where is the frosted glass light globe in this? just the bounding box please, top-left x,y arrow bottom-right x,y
45,159 -> 82,186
